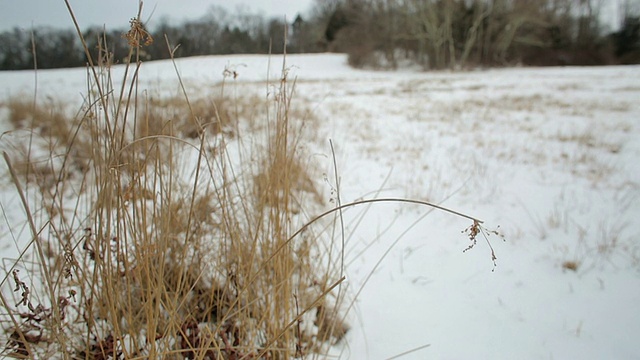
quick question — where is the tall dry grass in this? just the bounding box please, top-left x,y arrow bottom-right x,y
0,3 -> 347,359
0,3 -> 496,359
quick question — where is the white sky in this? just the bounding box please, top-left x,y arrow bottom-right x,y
0,0 -> 315,31
0,0 -> 634,34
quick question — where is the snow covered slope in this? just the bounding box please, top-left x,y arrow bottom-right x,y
1,54 -> 639,359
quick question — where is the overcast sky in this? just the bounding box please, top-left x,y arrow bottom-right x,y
1,0 -> 634,34
0,0 -> 315,31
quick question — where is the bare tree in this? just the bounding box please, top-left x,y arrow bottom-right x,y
459,1 -> 493,67
397,0 -> 447,69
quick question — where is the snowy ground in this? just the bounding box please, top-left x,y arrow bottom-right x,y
1,54 -> 639,359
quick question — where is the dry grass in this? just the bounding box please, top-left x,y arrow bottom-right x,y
0,5 -> 347,359
137,94 -> 234,140
0,96 -> 93,189
0,3 -> 499,359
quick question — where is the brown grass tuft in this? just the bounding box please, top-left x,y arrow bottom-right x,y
0,5 -> 347,358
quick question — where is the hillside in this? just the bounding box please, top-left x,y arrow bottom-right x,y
1,54 -> 639,359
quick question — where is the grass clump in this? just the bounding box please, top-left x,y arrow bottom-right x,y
0,3 -> 496,359
0,6 -> 347,359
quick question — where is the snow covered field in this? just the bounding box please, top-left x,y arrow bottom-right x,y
1,54 -> 639,359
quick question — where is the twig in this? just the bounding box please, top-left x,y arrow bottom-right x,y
385,343 -> 431,359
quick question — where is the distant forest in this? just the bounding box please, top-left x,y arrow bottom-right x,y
1,0 -> 640,71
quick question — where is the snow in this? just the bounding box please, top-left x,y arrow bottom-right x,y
1,54 -> 639,359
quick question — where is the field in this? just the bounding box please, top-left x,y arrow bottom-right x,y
0,53 -> 639,359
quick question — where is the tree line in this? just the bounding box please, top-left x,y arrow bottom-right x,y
0,5 -> 327,71
1,0 -> 639,71
328,0 -> 640,69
